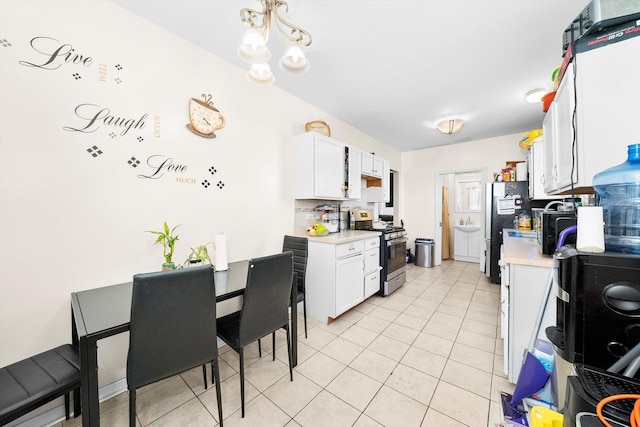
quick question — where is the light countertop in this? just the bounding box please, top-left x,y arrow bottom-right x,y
290,228 -> 381,244
502,228 -> 553,268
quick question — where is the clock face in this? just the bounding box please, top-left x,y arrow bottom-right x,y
189,101 -> 217,135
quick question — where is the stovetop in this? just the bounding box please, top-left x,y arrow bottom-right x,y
358,225 -> 407,240
358,225 -> 406,235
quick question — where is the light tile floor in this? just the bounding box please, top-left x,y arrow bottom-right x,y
58,260 -> 515,427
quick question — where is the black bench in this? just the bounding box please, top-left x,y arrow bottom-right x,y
0,344 -> 81,425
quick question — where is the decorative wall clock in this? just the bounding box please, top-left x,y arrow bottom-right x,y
187,94 -> 226,138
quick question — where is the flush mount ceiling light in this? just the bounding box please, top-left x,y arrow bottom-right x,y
436,118 -> 465,135
238,0 -> 312,86
526,88 -> 547,103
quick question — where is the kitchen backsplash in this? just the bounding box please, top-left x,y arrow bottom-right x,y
294,199 -> 385,229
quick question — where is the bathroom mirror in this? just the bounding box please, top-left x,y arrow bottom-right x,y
455,173 -> 481,212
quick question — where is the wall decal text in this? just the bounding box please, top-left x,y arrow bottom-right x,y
137,155 -> 188,180
19,36 -> 93,70
63,103 -> 147,136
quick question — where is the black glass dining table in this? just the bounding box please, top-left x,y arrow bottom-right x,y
71,260 -> 298,427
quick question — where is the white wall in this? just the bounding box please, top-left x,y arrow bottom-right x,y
399,133 -> 529,252
0,0 -> 399,391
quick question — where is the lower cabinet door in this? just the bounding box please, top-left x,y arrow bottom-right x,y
364,269 -> 380,298
335,254 -> 364,316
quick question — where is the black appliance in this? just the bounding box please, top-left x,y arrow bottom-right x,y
537,210 -> 578,255
564,364 -> 640,427
485,181 -> 541,284
546,245 -> 640,370
354,213 -> 407,296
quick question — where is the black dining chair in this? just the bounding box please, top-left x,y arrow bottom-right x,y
127,265 -> 223,427
216,252 -> 294,418
283,235 -> 309,339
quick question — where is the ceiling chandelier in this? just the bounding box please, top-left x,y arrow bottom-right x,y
436,118 -> 465,135
238,0 -> 312,86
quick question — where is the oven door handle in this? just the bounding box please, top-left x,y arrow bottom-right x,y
387,237 -> 407,247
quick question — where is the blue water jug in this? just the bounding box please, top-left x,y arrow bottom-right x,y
593,144 -> 640,254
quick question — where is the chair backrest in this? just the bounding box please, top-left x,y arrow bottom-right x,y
238,252 -> 293,345
127,265 -> 217,390
282,235 -> 308,294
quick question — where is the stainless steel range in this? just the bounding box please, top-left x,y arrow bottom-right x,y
354,210 -> 407,296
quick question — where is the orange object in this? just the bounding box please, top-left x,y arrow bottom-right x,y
542,91 -> 557,112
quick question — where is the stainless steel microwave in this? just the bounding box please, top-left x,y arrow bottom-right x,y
536,211 -> 577,255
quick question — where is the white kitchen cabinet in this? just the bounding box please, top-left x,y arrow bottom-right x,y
335,252 -> 365,315
528,141 -> 559,200
453,226 -> 481,263
382,160 -> 391,203
506,263 -> 555,383
364,236 -> 381,298
346,146 -> 362,199
362,152 -> 383,178
294,132 -> 345,200
364,270 -> 380,298
305,237 -> 371,323
543,68 -> 574,195
543,36 -> 640,194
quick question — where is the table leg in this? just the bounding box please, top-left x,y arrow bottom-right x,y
79,337 -> 100,426
291,272 -> 298,367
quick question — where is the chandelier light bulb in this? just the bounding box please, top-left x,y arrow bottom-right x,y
279,44 -> 310,74
238,28 -> 271,63
247,63 -> 275,86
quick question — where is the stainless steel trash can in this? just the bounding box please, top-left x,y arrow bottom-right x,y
415,238 -> 434,268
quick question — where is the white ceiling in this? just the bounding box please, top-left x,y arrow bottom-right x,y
113,0 -> 588,152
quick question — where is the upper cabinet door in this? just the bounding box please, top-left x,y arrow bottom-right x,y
347,146 -> 362,199
362,152 -> 374,176
313,135 -> 345,199
362,152 -> 383,178
382,160 -> 391,203
294,132 -> 345,200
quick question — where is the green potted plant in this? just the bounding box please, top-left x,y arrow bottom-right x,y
184,243 -> 212,268
147,222 -> 180,270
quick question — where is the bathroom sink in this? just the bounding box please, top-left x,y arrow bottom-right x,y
454,225 -> 480,232
507,230 -> 537,238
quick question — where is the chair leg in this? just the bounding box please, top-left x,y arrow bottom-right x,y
129,389 -> 137,427
285,324 -> 293,381
257,338 -> 262,358
64,392 -> 70,420
272,332 -> 276,361
239,348 -> 245,418
303,297 -> 308,338
212,357 -> 224,427
202,364 -> 208,389
73,387 -> 81,417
